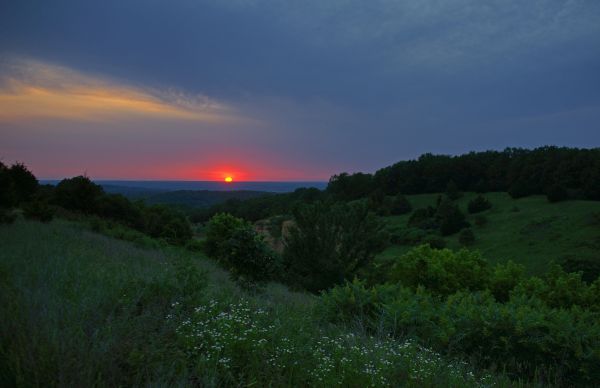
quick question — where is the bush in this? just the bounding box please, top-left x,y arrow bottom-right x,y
407,207 -> 438,229
54,176 -> 104,214
445,180 -> 462,200
8,163 -> 38,203
389,194 -> 412,215
283,201 -> 386,292
436,199 -> 468,236
467,195 -> 492,214
489,260 -> 525,302
320,280 -> 600,385
205,213 -> 277,286
423,235 -> 446,249
142,205 -> 193,246
474,215 -> 487,227
458,228 -> 475,246
23,200 -> 55,223
390,245 -> 490,296
561,256 -> 600,283
0,162 -> 16,208
546,184 -> 569,203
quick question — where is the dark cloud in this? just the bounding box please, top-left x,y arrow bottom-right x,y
1,0 -> 599,178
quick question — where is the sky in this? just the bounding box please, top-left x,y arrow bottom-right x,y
1,0 -> 599,181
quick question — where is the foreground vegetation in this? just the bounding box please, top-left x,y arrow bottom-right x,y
0,220 -> 501,387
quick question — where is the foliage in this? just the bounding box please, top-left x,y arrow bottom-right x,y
54,175 -> 105,214
561,256 -> 600,283
283,201 -> 387,292
142,205 -> 193,245
473,214 -> 487,227
458,228 -> 475,246
390,194 -> 412,215
0,208 -> 17,224
0,220 -> 496,387
445,180 -> 461,200
22,200 -> 55,223
327,172 -> 374,201
371,146 -> 600,200
545,184 -> 568,203
436,199 -> 468,235
467,195 -> 492,214
205,213 -> 278,286
8,163 -> 38,203
321,278 -> 600,385
390,245 -> 490,296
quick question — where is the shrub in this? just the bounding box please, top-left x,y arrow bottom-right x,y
390,245 -> 490,296
389,194 -> 412,215
445,180 -> 462,200
436,199 -> 468,236
142,205 -> 193,245
0,162 -> 16,208
467,195 -> 492,214
283,201 -> 386,292
489,260 -> 525,302
8,162 -> 38,203
561,256 -> 600,283
474,215 -> 487,227
545,184 -> 569,203
458,228 -> 475,246
22,200 -> 55,223
205,213 -> 277,286
423,235 -> 446,249
54,176 -> 104,214
407,207 -> 437,229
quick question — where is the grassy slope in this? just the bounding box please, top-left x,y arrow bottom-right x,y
380,192 -> 600,274
0,219 -> 504,387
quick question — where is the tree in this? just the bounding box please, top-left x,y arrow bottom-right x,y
467,195 -> 492,214
0,162 -> 16,209
205,213 -> 277,286
390,194 -> 412,215
54,175 -> 104,214
545,184 -> 568,203
458,228 -> 475,246
445,180 -> 462,200
436,198 -> 468,236
8,163 -> 38,203
283,201 -> 386,292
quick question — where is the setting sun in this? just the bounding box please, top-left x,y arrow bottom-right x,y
224,176 -> 233,183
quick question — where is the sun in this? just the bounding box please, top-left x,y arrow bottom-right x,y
224,176 -> 233,183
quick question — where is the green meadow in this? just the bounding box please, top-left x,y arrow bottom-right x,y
379,192 -> 600,275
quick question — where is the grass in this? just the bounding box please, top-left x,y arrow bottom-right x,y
380,193 -> 600,274
0,218 -> 512,387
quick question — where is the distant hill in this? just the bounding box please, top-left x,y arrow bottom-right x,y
139,189 -> 272,208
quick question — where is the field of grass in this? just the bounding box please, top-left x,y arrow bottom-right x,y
379,193 -> 600,274
0,219 -> 509,387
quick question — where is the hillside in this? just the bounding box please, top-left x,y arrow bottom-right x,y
379,192 -> 600,275
0,219 -> 499,387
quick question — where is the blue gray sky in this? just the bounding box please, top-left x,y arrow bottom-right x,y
1,0 -> 599,180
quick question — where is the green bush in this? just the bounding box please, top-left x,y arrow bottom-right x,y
320,280 -> 600,385
390,245 -> 490,296
283,201 -> 386,292
467,195 -> 492,214
205,213 -> 277,286
389,194 -> 412,215
436,199 -> 468,236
